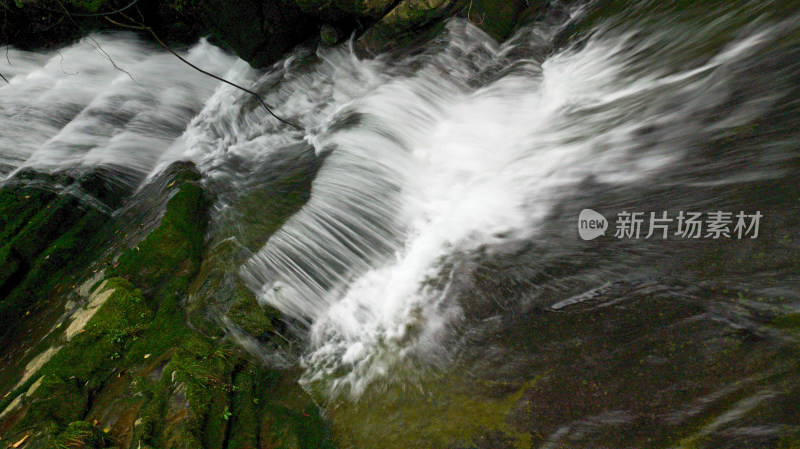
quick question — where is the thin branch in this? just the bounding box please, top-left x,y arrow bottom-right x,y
0,71 -> 8,83
23,0 -> 142,17
56,49 -> 78,76
54,0 -> 136,81
105,16 -> 304,131
467,0 -> 486,25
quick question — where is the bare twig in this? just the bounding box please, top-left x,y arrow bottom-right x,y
56,49 -> 78,76
0,71 -> 8,83
105,16 -> 304,131
54,0 -> 136,81
467,0 -> 486,25
22,0 -> 142,17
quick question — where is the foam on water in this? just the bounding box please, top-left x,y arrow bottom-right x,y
235,19 -> 782,396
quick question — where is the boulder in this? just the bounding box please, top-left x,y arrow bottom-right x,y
355,0 -> 454,55
200,0 -> 321,68
355,0 -> 547,56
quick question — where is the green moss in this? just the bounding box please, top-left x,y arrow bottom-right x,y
0,164 -> 339,448
231,158 -> 317,252
771,313 -> 800,332
225,366 -> 334,449
114,180 -> 208,290
38,279 -> 151,389
131,377 -> 170,447
225,283 -> 277,337
0,191 -> 107,331
0,185 -> 57,245
123,280 -> 196,364
160,339 -> 238,447
261,402 -> 335,449
51,420 -> 113,449
329,372 -> 538,448
0,209 -> 111,337
1,195 -> 85,264
21,375 -> 88,433
226,369 -> 259,449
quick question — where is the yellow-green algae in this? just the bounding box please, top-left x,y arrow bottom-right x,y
329,369 -> 539,448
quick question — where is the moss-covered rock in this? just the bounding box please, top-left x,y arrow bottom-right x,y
0,170 -> 120,341
0,163 -> 338,449
0,208 -> 111,338
355,0 -> 546,55
51,420 -> 113,449
113,168 -> 208,291
44,278 -> 152,387
23,379 -> 87,434
225,287 -> 277,337
0,185 -> 57,246
356,0 -> 455,55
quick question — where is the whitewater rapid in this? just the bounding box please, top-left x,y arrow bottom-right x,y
2,4 -> 798,398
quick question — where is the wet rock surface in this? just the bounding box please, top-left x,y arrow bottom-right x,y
0,165 -> 333,449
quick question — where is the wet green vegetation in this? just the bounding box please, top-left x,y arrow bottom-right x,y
0,164 -> 333,449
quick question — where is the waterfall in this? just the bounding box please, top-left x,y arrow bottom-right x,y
2,2 -> 799,400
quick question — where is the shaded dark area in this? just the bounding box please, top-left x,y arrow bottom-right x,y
2,0 -> 551,68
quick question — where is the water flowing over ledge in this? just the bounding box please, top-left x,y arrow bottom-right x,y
3,0 -> 800,406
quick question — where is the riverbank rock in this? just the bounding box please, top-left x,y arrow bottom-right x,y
353,0 -> 547,56
0,165 -> 334,449
199,0 -> 320,68
2,0 -> 548,69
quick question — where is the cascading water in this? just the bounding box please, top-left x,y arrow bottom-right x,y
2,0 -> 799,405
0,33 -> 236,186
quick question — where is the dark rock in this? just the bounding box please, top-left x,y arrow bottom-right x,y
356,0 -> 456,55
463,0 -> 548,40
295,0 -> 396,21
321,23 -> 343,45
199,0 -> 321,68
112,163 -> 209,291
354,0 -> 547,56
334,0 -> 397,19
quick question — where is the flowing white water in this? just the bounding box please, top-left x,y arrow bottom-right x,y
0,34 -> 235,185
2,9 -> 796,398
235,20 -> 787,395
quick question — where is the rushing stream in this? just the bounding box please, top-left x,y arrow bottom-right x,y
2,0 -> 800,407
